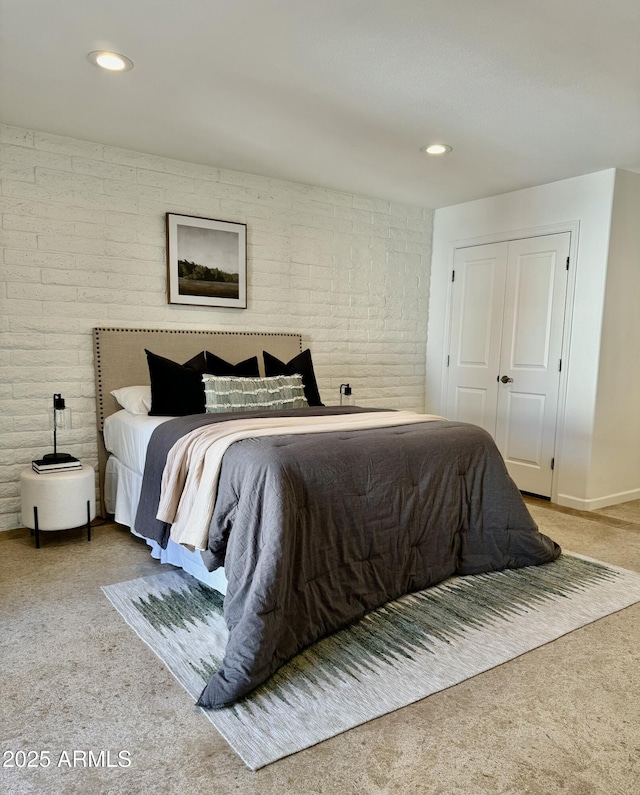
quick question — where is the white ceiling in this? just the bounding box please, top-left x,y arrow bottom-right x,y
1,0 -> 639,209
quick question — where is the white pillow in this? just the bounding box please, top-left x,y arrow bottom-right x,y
111,385 -> 152,415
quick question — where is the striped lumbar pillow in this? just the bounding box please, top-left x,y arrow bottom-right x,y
203,374 -> 308,413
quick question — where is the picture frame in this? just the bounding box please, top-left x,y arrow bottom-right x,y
166,213 -> 247,309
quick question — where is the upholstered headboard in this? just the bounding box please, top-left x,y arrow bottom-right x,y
93,327 -> 303,514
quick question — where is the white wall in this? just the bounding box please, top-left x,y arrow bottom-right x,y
588,169 -> 640,503
0,124 -> 433,531
426,169 -> 620,509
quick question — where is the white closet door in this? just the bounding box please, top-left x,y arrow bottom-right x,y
445,243 -> 507,435
446,233 -> 570,497
495,233 -> 570,496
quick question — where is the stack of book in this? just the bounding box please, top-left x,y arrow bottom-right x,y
32,456 -> 82,474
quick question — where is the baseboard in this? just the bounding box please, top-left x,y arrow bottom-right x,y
557,488 -> 640,512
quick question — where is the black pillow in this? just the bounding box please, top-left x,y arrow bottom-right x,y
263,349 -> 324,406
183,351 -> 209,373
205,352 -> 260,377
145,350 -> 207,416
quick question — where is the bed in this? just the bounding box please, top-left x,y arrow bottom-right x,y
94,327 -> 561,709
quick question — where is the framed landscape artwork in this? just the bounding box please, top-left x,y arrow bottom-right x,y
166,213 -> 247,308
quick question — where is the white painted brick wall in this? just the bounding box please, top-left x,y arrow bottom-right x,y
0,124 -> 433,531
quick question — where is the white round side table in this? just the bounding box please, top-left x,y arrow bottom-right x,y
20,464 -> 96,548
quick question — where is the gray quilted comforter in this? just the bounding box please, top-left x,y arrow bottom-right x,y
135,407 -> 560,708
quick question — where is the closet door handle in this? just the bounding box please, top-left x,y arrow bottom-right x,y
500,375 -> 514,383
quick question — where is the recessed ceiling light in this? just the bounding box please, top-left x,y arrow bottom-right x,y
87,51 -> 134,72
421,144 -> 452,155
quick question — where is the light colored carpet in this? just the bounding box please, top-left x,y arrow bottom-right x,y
103,553 -> 640,770
596,499 -> 640,525
2,500 -> 640,795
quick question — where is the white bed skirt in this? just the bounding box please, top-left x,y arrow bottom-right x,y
105,456 -> 228,595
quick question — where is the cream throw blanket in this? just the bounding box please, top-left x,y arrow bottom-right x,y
157,411 -> 446,551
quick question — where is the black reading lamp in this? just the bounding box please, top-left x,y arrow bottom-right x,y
339,383 -> 353,406
42,393 -> 75,463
